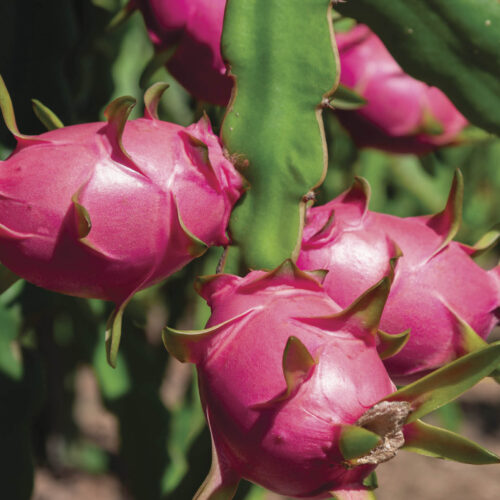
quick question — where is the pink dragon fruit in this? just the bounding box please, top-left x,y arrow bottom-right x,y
164,260 -> 500,498
132,0 -> 232,106
0,77 -> 243,364
298,171 -> 500,383
335,24 -> 468,154
164,260 -> 406,499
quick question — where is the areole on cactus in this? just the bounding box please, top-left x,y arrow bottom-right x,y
298,170 -> 500,383
163,259 -> 500,500
0,76 -> 243,366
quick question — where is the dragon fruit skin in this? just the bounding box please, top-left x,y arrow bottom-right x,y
164,262 -> 411,499
298,173 -> 500,383
0,82 -> 243,308
335,24 -> 468,154
133,0 -> 232,106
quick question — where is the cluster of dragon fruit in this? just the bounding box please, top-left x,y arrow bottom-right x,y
1,1 -> 499,499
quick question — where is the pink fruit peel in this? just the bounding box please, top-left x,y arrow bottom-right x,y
335,25 -> 468,154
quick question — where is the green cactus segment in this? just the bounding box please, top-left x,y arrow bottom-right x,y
105,298 -> 131,369
336,0 -> 500,135
31,99 -> 64,130
426,169 -> 463,260
221,0 -> 339,270
143,82 -> 169,120
403,420 -> 500,464
0,74 -> 44,146
329,487 -> 377,500
163,309 -> 256,363
329,84 -> 367,111
384,341 -> 500,423
339,425 -> 382,462
103,95 -> 146,176
376,329 -> 411,360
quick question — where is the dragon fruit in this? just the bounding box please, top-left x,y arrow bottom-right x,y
0,77 -> 243,365
298,171 -> 500,383
164,260 -> 403,499
133,0 -> 232,106
164,260 -> 500,499
335,24 -> 468,154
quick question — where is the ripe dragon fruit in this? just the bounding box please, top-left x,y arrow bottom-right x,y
0,77 -> 243,365
298,171 -> 500,383
164,260 -> 500,499
132,0 -> 232,106
335,24 -> 468,154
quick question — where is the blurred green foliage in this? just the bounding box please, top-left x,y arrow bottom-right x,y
0,1 -> 498,499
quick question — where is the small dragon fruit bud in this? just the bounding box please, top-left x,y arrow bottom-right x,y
0,77 -> 243,365
335,24 -> 468,154
164,259 -> 408,498
298,171 -> 500,383
133,0 -> 232,105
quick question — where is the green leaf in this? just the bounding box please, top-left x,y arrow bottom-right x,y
336,0 -> 500,134
339,425 -> 382,462
330,84 -> 367,110
221,0 -> 339,270
384,341 -> 500,422
403,420 -> 500,464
